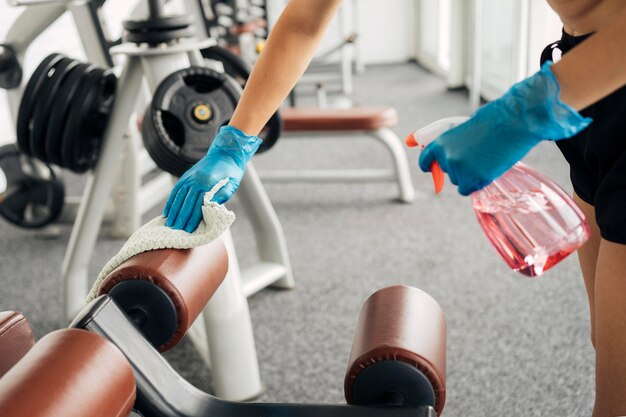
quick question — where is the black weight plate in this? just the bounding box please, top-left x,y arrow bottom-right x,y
75,69 -> 116,172
0,144 -> 64,228
257,111 -> 282,153
123,15 -> 193,32
61,68 -> 116,173
201,45 -> 251,87
200,45 -> 281,153
44,63 -> 93,166
30,57 -> 78,162
59,66 -> 100,172
0,44 -> 22,89
16,53 -> 64,155
124,27 -> 195,44
143,66 -> 241,177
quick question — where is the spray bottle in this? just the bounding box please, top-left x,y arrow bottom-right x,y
406,117 -> 590,277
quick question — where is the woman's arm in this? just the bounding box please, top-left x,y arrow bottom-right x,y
229,0 -> 343,135
553,5 -> 626,110
164,0 -> 343,231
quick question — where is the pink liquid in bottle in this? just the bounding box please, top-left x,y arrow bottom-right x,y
407,118 -> 590,277
470,163 -> 590,277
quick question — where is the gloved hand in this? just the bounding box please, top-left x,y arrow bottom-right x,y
163,125 -> 262,232
419,62 -> 592,196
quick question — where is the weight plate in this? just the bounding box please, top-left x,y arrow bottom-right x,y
44,63 -> 93,166
30,57 -> 78,161
124,27 -> 195,44
0,144 -> 64,228
142,66 -> 241,176
0,44 -> 22,89
61,68 -> 116,173
201,45 -> 250,86
123,15 -> 193,32
200,45 -> 281,153
16,53 -> 64,155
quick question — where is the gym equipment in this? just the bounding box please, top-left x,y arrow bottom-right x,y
0,239 -> 446,416
3,0 -> 294,401
142,66 -> 241,177
0,328 -> 136,417
71,285 -> 443,417
259,107 -> 416,203
123,14 -> 196,44
0,144 -> 65,228
201,45 -> 282,153
198,0 -> 269,58
0,311 -> 35,377
96,238 -> 228,351
0,44 -> 22,89
16,53 -> 117,173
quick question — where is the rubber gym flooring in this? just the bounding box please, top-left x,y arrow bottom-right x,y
0,62 -> 594,416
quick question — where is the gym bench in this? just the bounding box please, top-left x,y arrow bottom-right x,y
259,106 -> 416,203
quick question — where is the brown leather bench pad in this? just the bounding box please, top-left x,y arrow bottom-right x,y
0,328 -> 135,417
98,238 -> 228,351
345,285 -> 446,415
0,311 -> 35,377
282,107 -> 399,132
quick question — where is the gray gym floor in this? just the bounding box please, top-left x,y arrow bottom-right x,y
0,63 -> 594,416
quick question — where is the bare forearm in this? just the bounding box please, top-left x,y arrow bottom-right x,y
552,6 -> 626,110
229,0 -> 342,135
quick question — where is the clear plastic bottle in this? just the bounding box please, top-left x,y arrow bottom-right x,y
407,117 -> 590,277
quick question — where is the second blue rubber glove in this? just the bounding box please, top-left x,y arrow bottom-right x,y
419,62 -> 592,196
164,125 -> 262,232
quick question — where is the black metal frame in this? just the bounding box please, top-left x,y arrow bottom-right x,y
72,296 -> 437,417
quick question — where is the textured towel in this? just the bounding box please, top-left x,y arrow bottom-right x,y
86,179 -> 235,302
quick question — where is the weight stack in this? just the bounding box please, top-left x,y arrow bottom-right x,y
16,53 -> 117,174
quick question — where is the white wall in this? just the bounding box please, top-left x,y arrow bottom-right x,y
268,0 -> 416,65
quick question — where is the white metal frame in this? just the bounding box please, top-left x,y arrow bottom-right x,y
2,0 -> 295,401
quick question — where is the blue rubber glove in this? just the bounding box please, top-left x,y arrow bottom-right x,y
163,125 -> 262,232
419,62 -> 592,196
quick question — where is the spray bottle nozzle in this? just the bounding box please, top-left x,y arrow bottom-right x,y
406,117 -> 469,194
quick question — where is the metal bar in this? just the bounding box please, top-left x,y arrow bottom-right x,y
240,262 -> 288,297
68,2 -> 113,67
61,57 -> 143,322
200,230 -> 263,400
236,164 -> 295,289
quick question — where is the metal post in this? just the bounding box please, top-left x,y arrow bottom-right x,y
61,57 -> 143,321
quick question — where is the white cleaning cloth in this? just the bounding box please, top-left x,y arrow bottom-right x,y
86,179 -> 235,302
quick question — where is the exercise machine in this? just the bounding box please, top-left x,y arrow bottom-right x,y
0,239 -> 446,416
0,0 -> 293,400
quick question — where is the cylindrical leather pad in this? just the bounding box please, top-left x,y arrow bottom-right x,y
98,238 -> 228,351
0,311 -> 35,377
345,285 -> 446,415
0,328 -> 135,417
